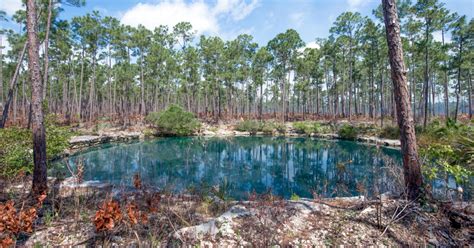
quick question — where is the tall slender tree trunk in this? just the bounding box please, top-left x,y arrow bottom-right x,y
0,42 -> 27,128
370,62 -> 375,119
380,67 -> 384,127
382,0 -> 423,200
454,37 -> 463,123
0,35 -> 3,105
348,37 -> 353,121
469,73 -> 472,119
43,0 -> 53,100
140,54 -> 145,115
27,0 -> 48,196
442,29 -> 449,121
78,48 -> 84,120
259,83 -> 263,120
89,54 -> 96,122
423,21 -> 430,128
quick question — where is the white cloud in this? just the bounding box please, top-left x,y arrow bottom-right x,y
298,41 -> 319,53
122,1 -> 217,35
121,0 -> 259,36
289,12 -> 305,28
305,41 -> 320,49
433,30 -> 451,43
220,26 -> 255,41
1,0 -> 23,16
347,0 -> 368,10
213,0 -> 259,21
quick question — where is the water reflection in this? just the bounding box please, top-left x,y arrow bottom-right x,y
54,137 -> 403,199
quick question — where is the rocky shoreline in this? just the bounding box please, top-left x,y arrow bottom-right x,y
66,124 -> 400,156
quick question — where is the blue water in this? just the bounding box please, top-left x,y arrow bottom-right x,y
53,137 -> 404,199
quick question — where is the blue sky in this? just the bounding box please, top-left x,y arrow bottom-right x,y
1,0 -> 473,46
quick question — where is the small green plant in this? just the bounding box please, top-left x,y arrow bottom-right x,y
293,122 -> 309,134
337,124 -> 358,140
208,126 -> 219,132
260,122 -> 275,134
273,122 -> 287,134
290,192 -> 300,201
378,126 -> 399,139
235,120 -> 262,134
293,121 -> 323,135
0,120 -> 74,177
143,128 -> 157,138
146,105 -> 201,136
43,210 -> 54,227
420,144 -> 472,185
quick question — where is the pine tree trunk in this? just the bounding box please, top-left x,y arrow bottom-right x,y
0,35 -> 3,105
0,42 -> 27,128
423,21 -> 430,128
348,37 -> 353,121
89,54 -> 96,122
140,54 -> 145,115
442,29 -> 449,121
43,0 -> 53,100
454,37 -> 463,123
78,48 -> 84,120
380,67 -> 384,127
259,83 -> 263,120
469,73 -> 472,119
370,63 -> 375,119
382,0 -> 423,200
27,0 -> 48,196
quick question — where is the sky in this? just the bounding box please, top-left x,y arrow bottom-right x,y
1,0 -> 473,47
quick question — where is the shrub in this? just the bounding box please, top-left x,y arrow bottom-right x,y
0,128 -> 32,176
337,124 -> 358,140
290,192 -> 300,201
260,122 -> 274,134
417,120 -> 473,190
146,105 -> 201,136
293,122 -> 309,134
357,123 -> 379,136
273,122 -> 287,134
235,120 -> 262,134
0,123 -> 74,177
379,126 -> 400,139
420,144 -> 473,185
235,121 -> 286,135
293,121 -> 324,135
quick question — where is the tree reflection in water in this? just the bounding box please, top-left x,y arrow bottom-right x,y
53,137 -> 403,200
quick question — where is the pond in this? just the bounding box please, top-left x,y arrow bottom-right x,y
53,137 -> 406,200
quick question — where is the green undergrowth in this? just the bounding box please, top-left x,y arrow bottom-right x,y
293,121 -> 330,135
0,114 -> 75,177
418,119 -> 474,186
146,104 -> 201,136
337,124 -> 359,140
235,120 -> 286,135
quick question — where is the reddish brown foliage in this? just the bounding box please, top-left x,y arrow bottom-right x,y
18,208 -> 37,233
0,201 -> 19,234
145,192 -> 161,213
36,191 -> 47,207
0,237 -> 14,248
0,200 -> 38,247
94,200 -> 122,232
126,202 -> 139,225
133,173 -> 142,189
125,202 -> 148,226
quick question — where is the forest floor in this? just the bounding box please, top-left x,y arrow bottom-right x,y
1,178 -> 473,247
1,119 -> 472,246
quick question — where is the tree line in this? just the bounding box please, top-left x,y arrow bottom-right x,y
0,0 -> 472,128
